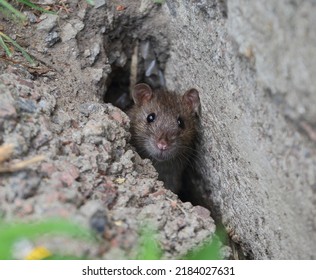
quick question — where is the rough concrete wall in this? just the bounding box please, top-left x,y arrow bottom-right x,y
229,0 -> 316,124
163,0 -> 316,259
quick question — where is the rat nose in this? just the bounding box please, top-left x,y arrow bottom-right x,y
157,139 -> 168,151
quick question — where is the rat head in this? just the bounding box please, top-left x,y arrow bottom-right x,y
129,83 -> 200,162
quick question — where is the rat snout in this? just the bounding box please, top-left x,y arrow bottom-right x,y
157,139 -> 168,151
156,132 -> 171,151
151,132 -> 177,161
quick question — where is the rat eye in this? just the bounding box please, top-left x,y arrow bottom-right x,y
147,113 -> 156,123
177,117 -> 185,129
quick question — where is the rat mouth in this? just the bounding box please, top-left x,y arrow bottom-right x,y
147,143 -> 176,162
152,151 -> 171,161
144,139 -> 178,162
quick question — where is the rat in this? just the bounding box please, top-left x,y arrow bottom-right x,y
127,83 -> 201,193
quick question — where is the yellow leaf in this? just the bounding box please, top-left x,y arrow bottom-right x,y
25,246 -> 52,260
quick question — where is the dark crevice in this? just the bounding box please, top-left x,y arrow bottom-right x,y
104,37 -> 167,110
104,66 -> 133,111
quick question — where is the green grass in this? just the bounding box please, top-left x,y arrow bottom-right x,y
0,31 -> 35,64
0,219 -> 94,260
0,0 -> 95,65
12,0 -> 56,14
0,0 -> 54,65
137,226 -> 162,260
0,0 -> 94,20
0,218 -> 224,260
0,0 -> 26,21
85,0 -> 94,5
153,0 -> 165,4
0,0 -> 56,22
184,235 -> 223,260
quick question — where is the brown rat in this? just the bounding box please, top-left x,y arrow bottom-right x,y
128,83 -> 201,193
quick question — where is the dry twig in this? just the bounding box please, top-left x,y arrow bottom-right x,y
0,144 -> 45,173
0,144 -> 14,163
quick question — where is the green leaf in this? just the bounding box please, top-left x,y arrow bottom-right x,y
0,219 -> 94,259
44,254 -> 87,260
153,0 -> 165,4
184,236 -> 222,260
137,226 -> 162,260
85,0 -> 95,6
184,227 -> 228,260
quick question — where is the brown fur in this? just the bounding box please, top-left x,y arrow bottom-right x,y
127,84 -> 200,193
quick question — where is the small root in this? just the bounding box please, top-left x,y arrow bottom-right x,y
0,144 -> 14,163
0,144 -> 45,173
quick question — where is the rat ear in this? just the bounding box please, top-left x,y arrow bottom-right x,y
183,88 -> 201,115
132,83 -> 153,106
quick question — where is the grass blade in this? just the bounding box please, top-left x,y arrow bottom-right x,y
184,237 -> 222,260
85,0 -> 95,5
137,226 -> 162,260
0,31 -> 35,65
0,0 -> 26,20
0,35 -> 12,57
17,0 -> 55,14
0,219 -> 94,259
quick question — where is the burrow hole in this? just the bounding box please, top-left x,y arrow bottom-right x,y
103,28 -> 203,205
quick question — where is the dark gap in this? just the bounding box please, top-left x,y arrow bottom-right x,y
104,39 -> 166,111
104,65 -> 133,111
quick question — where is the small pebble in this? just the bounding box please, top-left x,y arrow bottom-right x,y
45,31 -> 61,47
90,210 -> 109,234
15,98 -> 37,114
23,11 -> 37,24
36,14 -> 58,32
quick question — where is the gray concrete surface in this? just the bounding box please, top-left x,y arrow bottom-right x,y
163,0 -> 316,259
